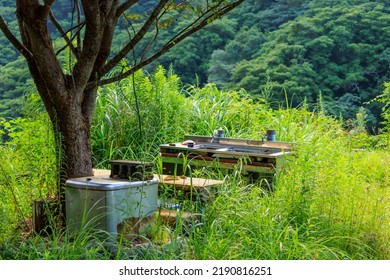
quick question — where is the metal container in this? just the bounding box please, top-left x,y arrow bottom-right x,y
266,129 -> 277,141
65,177 -> 158,235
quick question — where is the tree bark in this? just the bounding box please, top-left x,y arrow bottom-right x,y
58,99 -> 94,180
42,88 -> 96,219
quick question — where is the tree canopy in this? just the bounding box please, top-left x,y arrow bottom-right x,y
1,0 -> 389,128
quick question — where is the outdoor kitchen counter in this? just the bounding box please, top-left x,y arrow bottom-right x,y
159,142 -> 291,158
159,135 -> 296,180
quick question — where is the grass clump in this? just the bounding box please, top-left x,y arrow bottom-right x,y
186,108 -> 389,260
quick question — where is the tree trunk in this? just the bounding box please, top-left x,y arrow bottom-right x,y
58,103 -> 94,180
50,90 -> 96,218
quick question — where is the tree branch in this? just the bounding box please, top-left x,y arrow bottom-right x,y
139,17 -> 160,63
98,0 -> 169,77
14,1 -> 68,107
41,0 -> 55,16
54,23 -> 86,57
92,0 -> 120,74
93,0 -> 245,88
44,0 -> 55,6
0,15 -> 33,59
116,0 -> 139,18
72,0 -> 117,104
75,0 -> 82,54
72,0 -> 104,94
49,11 -> 79,58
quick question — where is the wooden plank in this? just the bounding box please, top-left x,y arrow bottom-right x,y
32,198 -> 58,235
92,168 -> 111,177
156,174 -> 224,189
156,209 -> 200,227
32,199 -> 47,234
156,174 -> 224,201
160,156 -> 276,174
182,135 -> 295,150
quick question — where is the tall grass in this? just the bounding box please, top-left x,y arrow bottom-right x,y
187,84 -> 273,138
0,101 -> 57,243
92,66 -> 193,168
1,66 -> 389,259
186,106 -> 389,260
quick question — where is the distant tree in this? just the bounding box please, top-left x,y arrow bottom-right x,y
374,82 -> 390,131
228,1 -> 390,124
155,16 -> 238,85
208,49 -> 236,87
0,0 -> 244,214
208,26 -> 265,87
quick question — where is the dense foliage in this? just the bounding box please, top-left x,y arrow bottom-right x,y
1,0 -> 389,129
225,0 -> 390,129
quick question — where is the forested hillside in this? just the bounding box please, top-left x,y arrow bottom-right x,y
1,0 -> 389,129
224,0 -> 390,129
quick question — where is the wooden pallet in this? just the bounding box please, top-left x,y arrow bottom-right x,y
156,209 -> 200,227
156,174 -> 224,202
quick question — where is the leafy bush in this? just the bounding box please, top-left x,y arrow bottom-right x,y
0,102 -> 56,243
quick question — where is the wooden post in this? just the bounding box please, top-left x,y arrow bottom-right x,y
32,198 -> 58,235
32,199 -> 46,234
